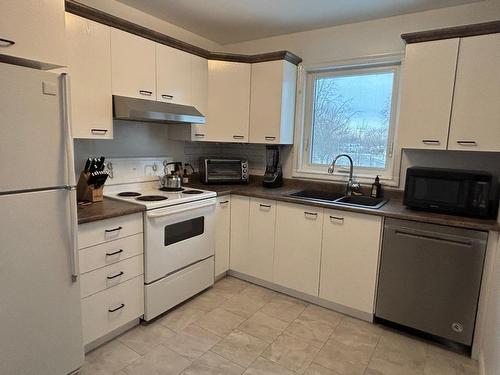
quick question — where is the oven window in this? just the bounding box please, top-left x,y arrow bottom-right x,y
207,161 -> 241,179
414,177 -> 460,204
164,217 -> 204,246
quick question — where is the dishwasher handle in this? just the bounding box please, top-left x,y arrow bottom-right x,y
394,229 -> 474,247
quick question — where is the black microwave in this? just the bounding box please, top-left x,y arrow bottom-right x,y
403,167 -> 497,218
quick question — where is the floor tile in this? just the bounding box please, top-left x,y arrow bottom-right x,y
284,315 -> 334,348
211,330 -> 269,368
158,305 -> 207,333
122,346 -> 191,375
211,276 -> 250,299
304,363 -> 343,375
239,311 -> 289,343
196,307 -> 247,336
300,304 -> 344,328
244,357 -> 296,375
163,323 -> 222,361
181,351 -> 245,375
184,289 -> 229,312
262,332 -> 320,374
240,284 -> 277,302
260,295 -> 308,323
424,344 -> 478,375
84,340 -> 140,374
222,293 -> 268,318
117,322 -> 176,355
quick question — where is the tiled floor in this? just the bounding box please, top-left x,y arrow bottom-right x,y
81,277 -> 479,375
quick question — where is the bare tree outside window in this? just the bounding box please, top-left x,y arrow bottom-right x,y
310,71 -> 395,169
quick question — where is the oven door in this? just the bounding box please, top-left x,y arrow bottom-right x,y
144,198 -> 216,284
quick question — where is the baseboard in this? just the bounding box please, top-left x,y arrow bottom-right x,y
215,271 -> 227,282
228,270 -> 373,322
84,318 -> 140,353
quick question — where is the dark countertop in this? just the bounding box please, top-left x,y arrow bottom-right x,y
186,178 -> 500,232
77,198 -> 145,225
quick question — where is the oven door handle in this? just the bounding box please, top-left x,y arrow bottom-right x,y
147,198 -> 217,219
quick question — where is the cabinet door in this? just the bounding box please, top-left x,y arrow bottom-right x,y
397,39 -> 459,150
111,29 -> 156,100
66,14 -> 112,139
207,61 -> 250,142
320,210 -> 382,314
274,202 -> 323,295
250,60 -> 296,144
214,196 -> 231,277
191,55 -> 209,141
156,44 -> 191,105
0,0 -> 66,68
230,196 -> 250,274
448,34 -> 500,152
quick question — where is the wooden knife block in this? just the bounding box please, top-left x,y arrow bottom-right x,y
77,172 -> 104,203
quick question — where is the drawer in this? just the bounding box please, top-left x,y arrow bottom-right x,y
78,213 -> 143,249
80,255 -> 144,298
79,233 -> 143,274
81,275 -> 144,345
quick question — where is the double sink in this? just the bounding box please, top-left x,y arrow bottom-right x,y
286,189 -> 388,209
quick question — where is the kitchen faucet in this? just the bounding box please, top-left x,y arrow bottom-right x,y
328,154 -> 360,196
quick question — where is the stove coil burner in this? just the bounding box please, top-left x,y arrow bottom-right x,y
136,195 -> 168,202
117,192 -> 142,197
182,190 -> 203,195
159,187 -> 185,192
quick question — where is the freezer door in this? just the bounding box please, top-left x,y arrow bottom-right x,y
0,62 -> 68,192
0,189 -> 83,375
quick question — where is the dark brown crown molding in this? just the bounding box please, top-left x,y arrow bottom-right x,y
65,0 -> 302,65
401,20 -> 500,44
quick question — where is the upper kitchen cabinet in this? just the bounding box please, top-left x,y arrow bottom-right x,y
249,60 -> 297,144
0,0 -> 66,68
190,55 -> 209,140
397,39 -> 459,150
156,44 -> 191,105
111,29 -> 156,100
65,13 -> 112,139
448,34 -> 500,152
207,60 -> 251,142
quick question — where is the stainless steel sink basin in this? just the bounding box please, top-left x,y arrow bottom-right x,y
287,190 -> 388,209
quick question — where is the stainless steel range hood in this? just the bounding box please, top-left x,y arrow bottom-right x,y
113,95 -> 205,124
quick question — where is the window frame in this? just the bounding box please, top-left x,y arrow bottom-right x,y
293,55 -> 402,185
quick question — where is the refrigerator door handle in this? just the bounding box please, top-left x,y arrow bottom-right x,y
61,73 -> 79,282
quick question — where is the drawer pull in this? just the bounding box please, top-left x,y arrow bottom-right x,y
304,211 -> 318,218
106,249 -> 124,257
422,139 -> 440,145
330,215 -> 344,223
107,271 -> 124,280
194,133 -> 205,137
108,303 -> 125,313
105,226 -> 122,233
265,136 -> 276,141
139,90 -> 153,96
219,200 -> 229,205
161,94 -> 174,99
233,135 -> 245,140
456,140 -> 477,146
0,38 -> 15,47
260,204 -> 272,209
91,128 -> 108,135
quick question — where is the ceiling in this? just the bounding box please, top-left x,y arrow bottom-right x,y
114,0 -> 482,44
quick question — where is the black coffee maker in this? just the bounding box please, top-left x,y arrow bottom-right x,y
263,145 -> 283,188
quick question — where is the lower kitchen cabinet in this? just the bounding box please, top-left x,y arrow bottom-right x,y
230,196 -> 276,282
273,202 -> 323,295
214,196 -> 231,277
319,209 -> 382,314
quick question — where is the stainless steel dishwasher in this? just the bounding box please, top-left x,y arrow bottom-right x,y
375,218 -> 487,348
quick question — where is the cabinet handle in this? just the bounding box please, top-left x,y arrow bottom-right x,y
107,271 -> 124,280
330,215 -> 344,223
0,38 -> 15,47
91,128 -> 108,135
108,303 -> 125,313
456,140 -> 477,146
265,136 -> 276,141
304,211 -> 318,218
194,133 -> 205,137
106,249 -> 124,257
139,90 -> 153,96
219,200 -> 229,205
161,94 -> 174,99
105,226 -> 122,233
233,135 -> 245,140
422,139 -> 440,145
259,204 -> 272,209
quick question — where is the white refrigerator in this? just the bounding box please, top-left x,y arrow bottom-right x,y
0,63 -> 84,374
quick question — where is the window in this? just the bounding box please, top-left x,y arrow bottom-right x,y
298,61 -> 400,181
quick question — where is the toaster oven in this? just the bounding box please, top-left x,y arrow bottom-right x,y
199,158 -> 249,184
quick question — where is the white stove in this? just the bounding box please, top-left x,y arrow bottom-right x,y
104,157 -> 217,321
